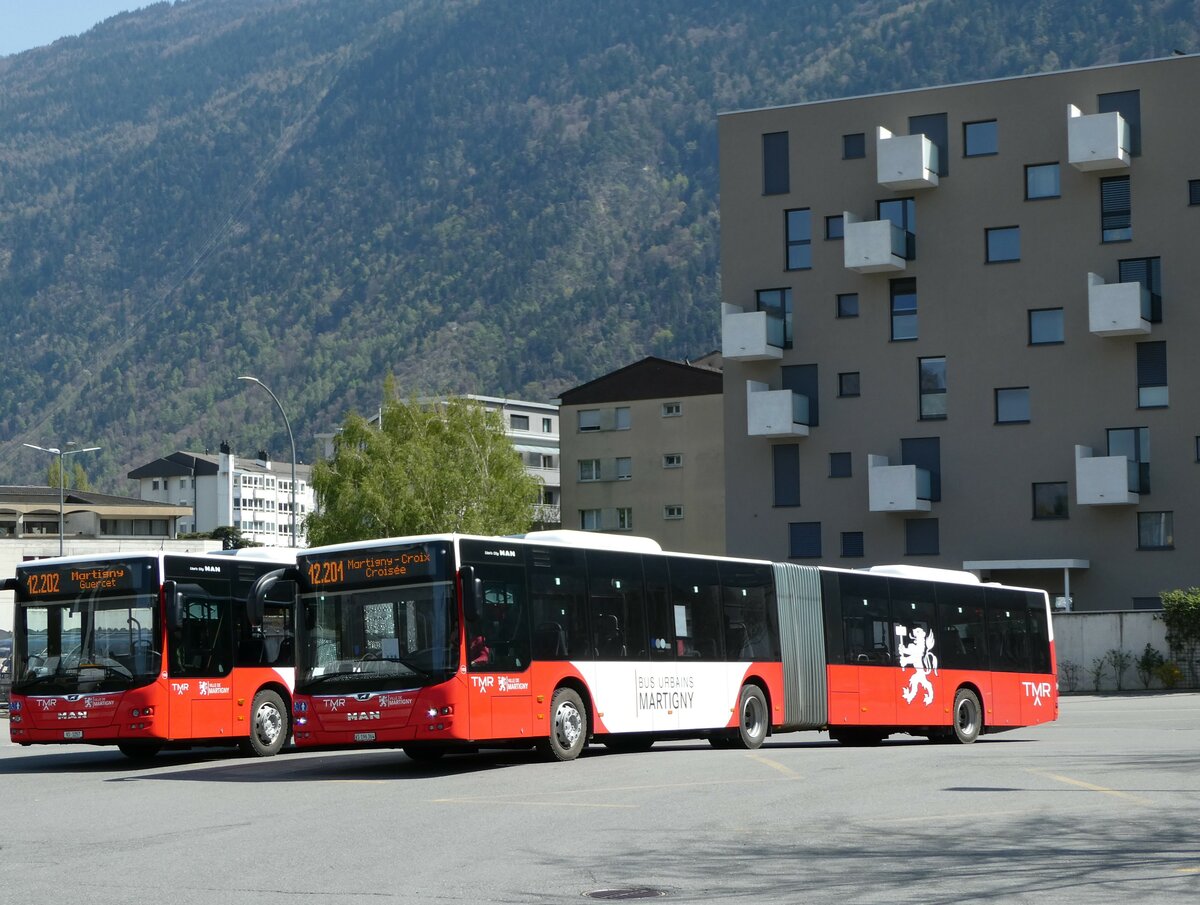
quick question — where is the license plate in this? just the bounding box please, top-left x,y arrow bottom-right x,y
63,731 -> 84,740
353,732 -> 376,742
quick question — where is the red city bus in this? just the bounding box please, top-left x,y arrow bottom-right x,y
7,549 -> 297,759
280,531 -> 1057,761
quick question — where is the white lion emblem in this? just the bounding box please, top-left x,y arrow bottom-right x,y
895,624 -> 938,705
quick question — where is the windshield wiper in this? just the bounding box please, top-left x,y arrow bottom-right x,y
357,656 -> 431,681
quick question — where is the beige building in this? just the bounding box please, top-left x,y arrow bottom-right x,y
718,55 -> 1200,611
558,356 -> 725,555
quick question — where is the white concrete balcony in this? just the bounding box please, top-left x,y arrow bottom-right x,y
843,213 -> 907,273
721,303 -> 784,361
1087,273 -> 1151,336
1067,105 -> 1130,172
746,380 -> 809,438
868,454 -> 931,512
1074,445 -> 1138,505
876,127 -> 939,190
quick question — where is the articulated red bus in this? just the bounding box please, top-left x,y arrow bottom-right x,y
282,531 -> 1057,761
7,549 -> 296,759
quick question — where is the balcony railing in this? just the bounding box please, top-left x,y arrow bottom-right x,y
876,127 -> 939,190
1087,273 -> 1151,336
721,304 -> 785,361
867,455 -> 932,512
843,215 -> 908,273
746,380 -> 809,437
1067,105 -> 1130,172
1074,445 -> 1139,505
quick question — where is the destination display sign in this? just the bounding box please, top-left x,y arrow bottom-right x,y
21,561 -> 144,598
301,542 -> 449,590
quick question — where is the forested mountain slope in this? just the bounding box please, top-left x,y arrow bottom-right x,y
0,0 -> 1194,487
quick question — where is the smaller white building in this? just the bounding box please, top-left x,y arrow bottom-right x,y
128,443 -> 315,547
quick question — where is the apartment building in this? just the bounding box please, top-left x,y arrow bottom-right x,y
718,55 -> 1200,611
128,443 -> 314,547
558,356 -> 724,555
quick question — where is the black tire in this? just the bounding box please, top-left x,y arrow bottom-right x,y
733,684 -> 768,750
240,689 -> 289,757
403,746 -> 447,763
539,687 -> 588,762
603,734 -> 655,754
117,741 -> 163,760
951,687 -> 983,744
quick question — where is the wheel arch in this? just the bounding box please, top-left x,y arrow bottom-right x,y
248,681 -> 293,738
551,675 -> 594,739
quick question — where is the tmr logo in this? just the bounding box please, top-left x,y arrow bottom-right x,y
171,683 -> 190,695
1022,681 -> 1054,706
37,698 -> 59,711
471,676 -> 495,693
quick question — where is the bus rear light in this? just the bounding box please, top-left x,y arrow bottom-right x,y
295,717 -> 308,727
428,722 -> 447,732
130,707 -> 155,718
426,705 -> 454,718
10,716 -> 21,724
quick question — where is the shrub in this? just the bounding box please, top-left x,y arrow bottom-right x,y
1058,659 -> 1081,692
1089,656 -> 1108,692
1135,644 -> 1164,689
1159,588 -> 1200,687
1154,661 -> 1183,689
1106,649 -> 1132,691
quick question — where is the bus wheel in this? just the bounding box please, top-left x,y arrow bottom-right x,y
540,687 -> 588,762
734,685 -> 768,750
117,741 -> 162,760
952,688 -> 982,744
241,689 -> 289,757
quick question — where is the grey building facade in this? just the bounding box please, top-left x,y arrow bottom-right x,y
718,55 -> 1199,611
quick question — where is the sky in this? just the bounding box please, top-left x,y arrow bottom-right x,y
0,1 -> 150,57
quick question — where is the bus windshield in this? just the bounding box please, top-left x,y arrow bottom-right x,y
15,593 -> 161,695
299,579 -> 458,694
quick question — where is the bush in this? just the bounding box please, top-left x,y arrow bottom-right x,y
1154,661 -> 1183,689
1058,659 -> 1081,692
1089,657 -> 1108,692
1106,648 -> 1132,691
1160,588 -> 1200,687
1135,644 -> 1164,689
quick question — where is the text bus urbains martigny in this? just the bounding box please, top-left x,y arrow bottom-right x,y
7,549 -> 297,759
275,530 -> 1057,761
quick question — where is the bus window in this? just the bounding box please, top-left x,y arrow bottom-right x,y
642,555 -> 675,661
889,578 -> 937,670
169,583 -> 232,678
528,546 -> 589,661
719,562 -> 779,661
466,565 -> 529,671
668,557 -> 722,660
585,550 -> 647,661
1025,591 -> 1052,674
839,573 -> 891,665
935,584 -> 987,671
985,588 -> 1033,673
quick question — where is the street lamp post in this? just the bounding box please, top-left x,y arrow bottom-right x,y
23,442 -> 101,556
238,376 -> 298,547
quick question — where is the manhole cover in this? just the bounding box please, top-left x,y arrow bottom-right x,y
583,889 -> 669,900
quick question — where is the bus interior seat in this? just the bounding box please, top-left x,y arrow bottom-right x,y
533,622 -> 568,658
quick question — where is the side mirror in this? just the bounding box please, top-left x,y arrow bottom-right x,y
247,568 -> 299,628
1,577 -> 16,592
163,581 -> 183,630
460,566 -> 482,622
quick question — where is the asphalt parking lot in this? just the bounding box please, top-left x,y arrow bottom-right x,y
1,693 -> 1197,905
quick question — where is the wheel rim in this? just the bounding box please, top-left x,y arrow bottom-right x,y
255,702 -> 283,745
554,701 -> 583,749
956,697 -> 977,736
742,693 -> 764,739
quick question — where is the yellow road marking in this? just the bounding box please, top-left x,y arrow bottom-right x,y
745,751 -> 802,778
431,798 -> 635,809
1027,769 -> 1152,805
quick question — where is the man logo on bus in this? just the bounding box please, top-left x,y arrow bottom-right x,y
895,624 -> 938,706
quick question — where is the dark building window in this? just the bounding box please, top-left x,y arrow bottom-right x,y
891,278 -> 917,341
1137,511 -> 1173,550
1190,179 -> 1200,206
918,357 -> 946,420
1108,427 -> 1150,494
843,132 -> 865,159
789,522 -> 822,558
1098,89 -> 1140,156
1136,341 -> 1168,408
756,288 -> 792,349
829,452 -> 852,478
786,208 -> 812,270
1119,257 -> 1161,322
908,112 -> 948,176
1029,308 -> 1064,345
841,531 -> 865,558
878,197 -> 916,260
986,226 -> 1020,263
1101,175 -> 1131,242
1131,597 -> 1163,611
773,444 -> 801,507
995,387 -> 1030,424
836,293 -> 859,318
964,119 -> 998,156
763,131 -> 789,195
1026,163 -> 1061,199
905,518 -> 939,556
838,372 -> 861,398
1033,482 -> 1069,519
902,437 -> 941,502
782,364 -> 819,427
825,214 -> 844,240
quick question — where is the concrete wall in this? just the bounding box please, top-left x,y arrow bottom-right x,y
1052,610 -> 1196,691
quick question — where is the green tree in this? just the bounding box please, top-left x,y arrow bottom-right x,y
305,387 -> 541,546
1159,587 -> 1200,687
46,460 -> 90,492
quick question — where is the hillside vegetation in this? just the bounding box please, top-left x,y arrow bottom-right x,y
0,0 -> 1194,488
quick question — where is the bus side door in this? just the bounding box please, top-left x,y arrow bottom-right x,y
464,561 -> 532,742
166,580 -> 234,740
